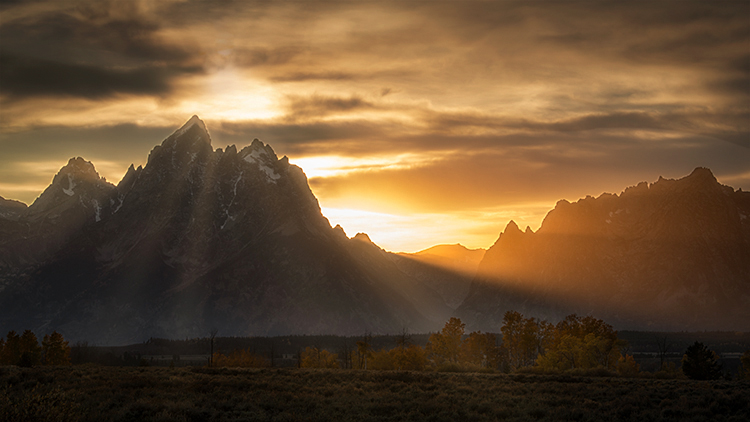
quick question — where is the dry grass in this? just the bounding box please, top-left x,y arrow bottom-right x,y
1,365 -> 748,421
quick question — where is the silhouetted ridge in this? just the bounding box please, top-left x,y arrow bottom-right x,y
458,167 -> 750,332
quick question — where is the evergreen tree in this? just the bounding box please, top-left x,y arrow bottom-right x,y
681,341 -> 722,380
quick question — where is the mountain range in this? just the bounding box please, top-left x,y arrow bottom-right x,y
1,116 -> 748,344
457,167 -> 750,332
0,117 -> 467,344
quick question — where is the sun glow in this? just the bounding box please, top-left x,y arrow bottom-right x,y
180,69 -> 281,122
321,203 -> 552,253
291,152 -> 449,179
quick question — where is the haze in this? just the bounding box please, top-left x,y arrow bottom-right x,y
1,0 -> 748,252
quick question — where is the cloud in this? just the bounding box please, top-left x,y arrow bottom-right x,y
1,0 -> 748,249
231,47 -> 304,68
0,53 -> 202,99
283,95 -> 378,121
269,72 -> 359,83
0,1 -> 204,101
306,130 -> 750,216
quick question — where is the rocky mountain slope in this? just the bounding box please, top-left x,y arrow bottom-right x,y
456,168 -> 750,332
0,116 -> 462,344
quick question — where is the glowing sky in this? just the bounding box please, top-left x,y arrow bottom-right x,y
1,0 -> 748,252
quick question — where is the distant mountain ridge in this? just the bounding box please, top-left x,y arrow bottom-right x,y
0,116 -> 463,344
393,245 -> 485,309
457,167 -> 750,332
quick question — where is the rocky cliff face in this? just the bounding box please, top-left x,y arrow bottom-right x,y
0,116 -> 458,344
457,168 -> 750,332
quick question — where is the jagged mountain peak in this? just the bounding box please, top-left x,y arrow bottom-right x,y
504,220 -> 522,234
686,166 -> 716,181
170,115 -> 210,144
55,157 -> 103,182
28,157 -> 114,215
20,157 -> 116,226
352,232 -> 374,244
239,138 -> 278,161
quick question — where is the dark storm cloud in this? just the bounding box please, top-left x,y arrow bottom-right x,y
0,1 -> 203,100
0,9 -> 192,62
0,4 -> 192,60
0,53 -> 202,99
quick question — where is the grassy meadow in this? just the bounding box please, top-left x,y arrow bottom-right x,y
2,365 -> 749,422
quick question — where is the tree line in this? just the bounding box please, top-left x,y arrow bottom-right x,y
0,330 -> 71,366
211,312 -> 638,374
5,318 -> 746,380
210,312 -> 749,379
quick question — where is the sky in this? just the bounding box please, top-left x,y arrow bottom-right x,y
1,0 -> 748,252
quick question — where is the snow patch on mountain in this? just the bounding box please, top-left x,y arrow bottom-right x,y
243,148 -> 268,164
221,172 -> 243,229
260,164 -> 281,183
93,199 -> 101,222
241,141 -> 281,183
62,174 -> 76,196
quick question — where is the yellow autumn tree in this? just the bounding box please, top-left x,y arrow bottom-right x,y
426,317 -> 465,366
535,314 -> 624,372
500,311 -> 554,370
616,354 -> 640,377
42,331 -> 71,366
393,344 -> 427,371
368,348 -> 395,370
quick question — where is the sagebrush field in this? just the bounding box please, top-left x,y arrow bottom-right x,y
2,366 -> 748,422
